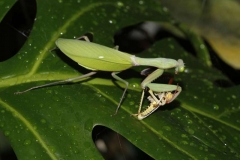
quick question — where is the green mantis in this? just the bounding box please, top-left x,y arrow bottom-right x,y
15,36 -> 184,118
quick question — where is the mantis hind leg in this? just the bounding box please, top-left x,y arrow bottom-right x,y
50,35 -> 91,52
111,72 -> 129,116
15,72 -> 97,94
76,35 -> 91,42
113,46 -> 119,50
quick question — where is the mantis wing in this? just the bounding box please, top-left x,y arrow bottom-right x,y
56,38 -> 133,71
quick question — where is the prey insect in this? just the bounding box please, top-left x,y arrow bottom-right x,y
133,86 -> 181,120
15,36 -> 184,116
133,68 -> 182,119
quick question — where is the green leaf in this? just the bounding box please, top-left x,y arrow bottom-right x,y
1,0 -> 240,160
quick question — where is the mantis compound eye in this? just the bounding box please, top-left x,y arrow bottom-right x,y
178,66 -> 185,72
175,59 -> 185,73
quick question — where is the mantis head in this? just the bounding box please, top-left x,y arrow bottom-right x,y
175,59 -> 185,74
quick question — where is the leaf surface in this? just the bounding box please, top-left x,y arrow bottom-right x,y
0,0 -> 239,159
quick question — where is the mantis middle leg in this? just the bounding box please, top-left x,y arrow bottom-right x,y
111,72 -> 129,116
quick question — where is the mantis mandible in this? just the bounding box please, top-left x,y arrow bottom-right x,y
15,36 -> 184,116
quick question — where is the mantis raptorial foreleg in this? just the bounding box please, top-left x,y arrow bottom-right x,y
132,66 -> 182,119
137,68 -> 165,115
134,85 -> 181,120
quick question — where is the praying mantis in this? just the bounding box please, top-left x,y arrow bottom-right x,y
15,36 -> 184,118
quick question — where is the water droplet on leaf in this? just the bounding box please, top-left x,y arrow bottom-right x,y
4,131 -> 10,136
213,104 -> 219,110
41,119 -> 46,124
23,139 -> 32,146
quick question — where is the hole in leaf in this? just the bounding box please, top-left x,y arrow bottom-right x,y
114,22 -> 154,53
213,79 -> 234,88
114,21 -> 195,54
0,130 -> 17,160
0,0 -> 37,62
92,125 -> 153,160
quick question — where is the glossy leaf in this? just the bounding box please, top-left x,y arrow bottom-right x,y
0,0 -> 240,160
